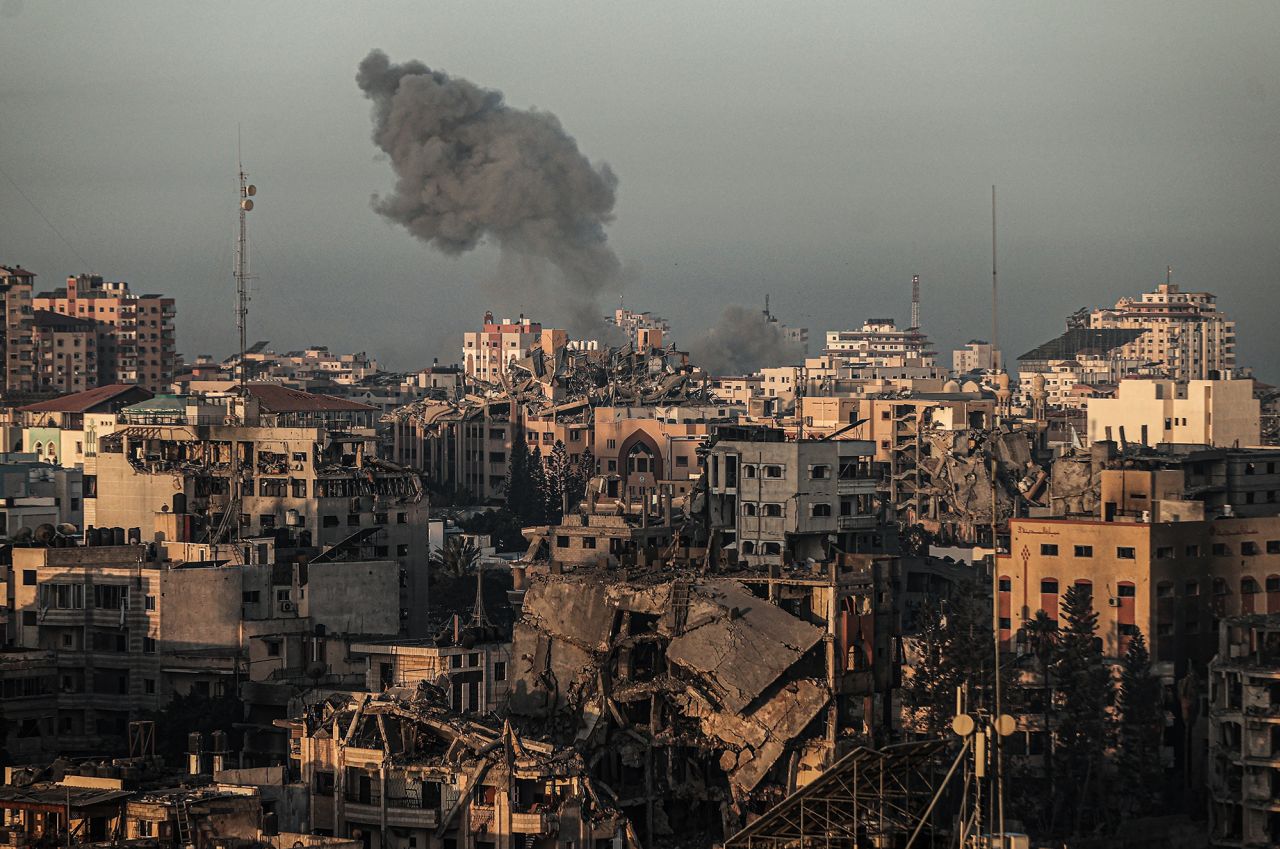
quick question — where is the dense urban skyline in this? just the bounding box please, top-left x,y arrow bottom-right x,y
1,2 -> 1279,376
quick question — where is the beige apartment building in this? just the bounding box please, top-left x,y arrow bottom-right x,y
461,313 -> 566,382
34,274 -> 177,392
82,396 -> 430,634
1089,282 -> 1236,381
0,264 -> 36,394
4,540 -> 403,756
1086,378 -> 1260,449
1207,614 -> 1280,848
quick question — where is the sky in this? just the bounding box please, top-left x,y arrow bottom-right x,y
1,1 -> 1278,376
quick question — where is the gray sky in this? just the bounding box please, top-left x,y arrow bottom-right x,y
2,1 -> 1278,376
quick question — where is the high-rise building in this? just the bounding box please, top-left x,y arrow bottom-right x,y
32,309 -> 98,394
34,274 -> 176,392
823,319 -> 936,368
1088,281 -> 1236,380
952,340 -> 1001,374
0,265 -> 36,394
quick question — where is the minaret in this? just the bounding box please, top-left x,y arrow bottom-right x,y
910,274 -> 921,329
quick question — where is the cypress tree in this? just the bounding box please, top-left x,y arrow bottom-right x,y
1116,628 -> 1164,815
1052,583 -> 1110,834
505,431 -> 532,521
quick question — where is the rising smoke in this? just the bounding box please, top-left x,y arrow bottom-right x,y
690,305 -> 805,375
356,50 -> 621,331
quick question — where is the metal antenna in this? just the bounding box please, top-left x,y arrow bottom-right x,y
991,186 -> 999,363
910,274 -> 920,329
234,129 -> 257,395
470,557 -> 489,628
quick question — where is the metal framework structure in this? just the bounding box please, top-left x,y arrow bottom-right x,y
724,741 -> 951,849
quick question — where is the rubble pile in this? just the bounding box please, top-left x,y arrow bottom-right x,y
505,572 -> 840,840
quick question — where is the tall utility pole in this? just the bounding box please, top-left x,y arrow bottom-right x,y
991,186 -> 999,360
234,151 -> 257,394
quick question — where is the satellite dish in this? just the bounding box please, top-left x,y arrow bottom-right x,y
34,524 -> 56,543
246,185 -> 257,196
994,714 -> 1017,737
951,714 -> 976,737
240,199 -> 254,211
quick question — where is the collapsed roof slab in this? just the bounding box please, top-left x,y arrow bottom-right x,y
665,580 -> 825,714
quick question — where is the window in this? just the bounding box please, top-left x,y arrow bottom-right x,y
1073,545 -> 1092,558
23,570 -> 36,586
1185,580 -> 1200,596
743,464 -> 757,479
259,478 -> 287,497
1241,541 -> 1259,556
1155,546 -> 1174,559
291,479 -> 307,498
322,515 -> 339,527
374,512 -> 388,525
1268,540 -> 1280,555
764,465 -> 784,479
998,577 -> 1012,592
493,661 -> 507,681
1213,577 -> 1229,596
259,513 -> 276,530
762,542 -> 782,555
810,503 -> 832,517
1185,544 -> 1201,558
137,821 -> 153,838
1212,543 -> 1230,556
93,584 -> 129,610
761,503 -> 783,518
1156,623 -> 1173,636
742,502 -> 757,517
676,455 -> 689,468
1266,575 -> 1280,593
347,513 -> 361,526
242,590 -> 260,604
556,535 -> 570,548
1119,623 -> 1140,637
397,512 -> 408,524
144,679 -> 156,695
267,640 -> 281,657
143,636 -> 156,654
1117,583 -> 1136,598
583,536 -> 597,549
809,464 -> 830,480
397,544 -> 410,557
1040,544 -> 1058,556
144,595 -> 156,611
1241,577 -> 1260,595
1040,578 -> 1058,594
1116,547 -> 1136,560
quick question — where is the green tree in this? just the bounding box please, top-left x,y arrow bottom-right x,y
430,535 -> 480,578
1115,628 -> 1164,816
1051,583 -> 1111,834
900,600 -> 957,736
505,431 -> 533,520
526,446 -> 548,525
544,440 -> 571,522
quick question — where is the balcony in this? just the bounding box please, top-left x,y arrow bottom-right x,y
509,811 -> 553,834
837,514 -> 875,532
836,478 -> 875,496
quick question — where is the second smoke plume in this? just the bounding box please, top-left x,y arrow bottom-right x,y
357,50 -> 620,330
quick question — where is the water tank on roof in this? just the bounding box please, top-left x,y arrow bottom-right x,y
173,493 -> 187,515
112,527 -> 125,546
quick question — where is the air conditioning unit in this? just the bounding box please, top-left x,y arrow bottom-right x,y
279,601 -> 294,613
1108,597 -> 1121,607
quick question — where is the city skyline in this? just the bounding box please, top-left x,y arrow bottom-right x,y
1,2 -> 1278,377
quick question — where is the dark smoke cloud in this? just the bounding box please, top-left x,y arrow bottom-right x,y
691,306 -> 805,375
356,49 -> 620,331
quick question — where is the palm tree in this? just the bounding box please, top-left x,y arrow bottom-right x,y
430,536 -> 479,579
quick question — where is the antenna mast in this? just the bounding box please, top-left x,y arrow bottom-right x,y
910,274 -> 920,329
234,142 -> 257,395
991,186 -> 999,361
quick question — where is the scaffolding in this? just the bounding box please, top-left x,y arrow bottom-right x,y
724,740 -> 950,849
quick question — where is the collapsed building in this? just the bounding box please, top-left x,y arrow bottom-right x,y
282,688 -> 638,849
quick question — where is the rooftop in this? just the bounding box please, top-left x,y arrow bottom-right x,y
1018,327 -> 1148,362
19,384 -> 154,414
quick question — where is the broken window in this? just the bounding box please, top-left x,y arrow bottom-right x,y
761,503 -> 783,518
810,503 -> 832,517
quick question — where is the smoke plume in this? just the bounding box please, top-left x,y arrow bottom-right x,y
691,306 -> 805,375
357,50 -> 620,331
